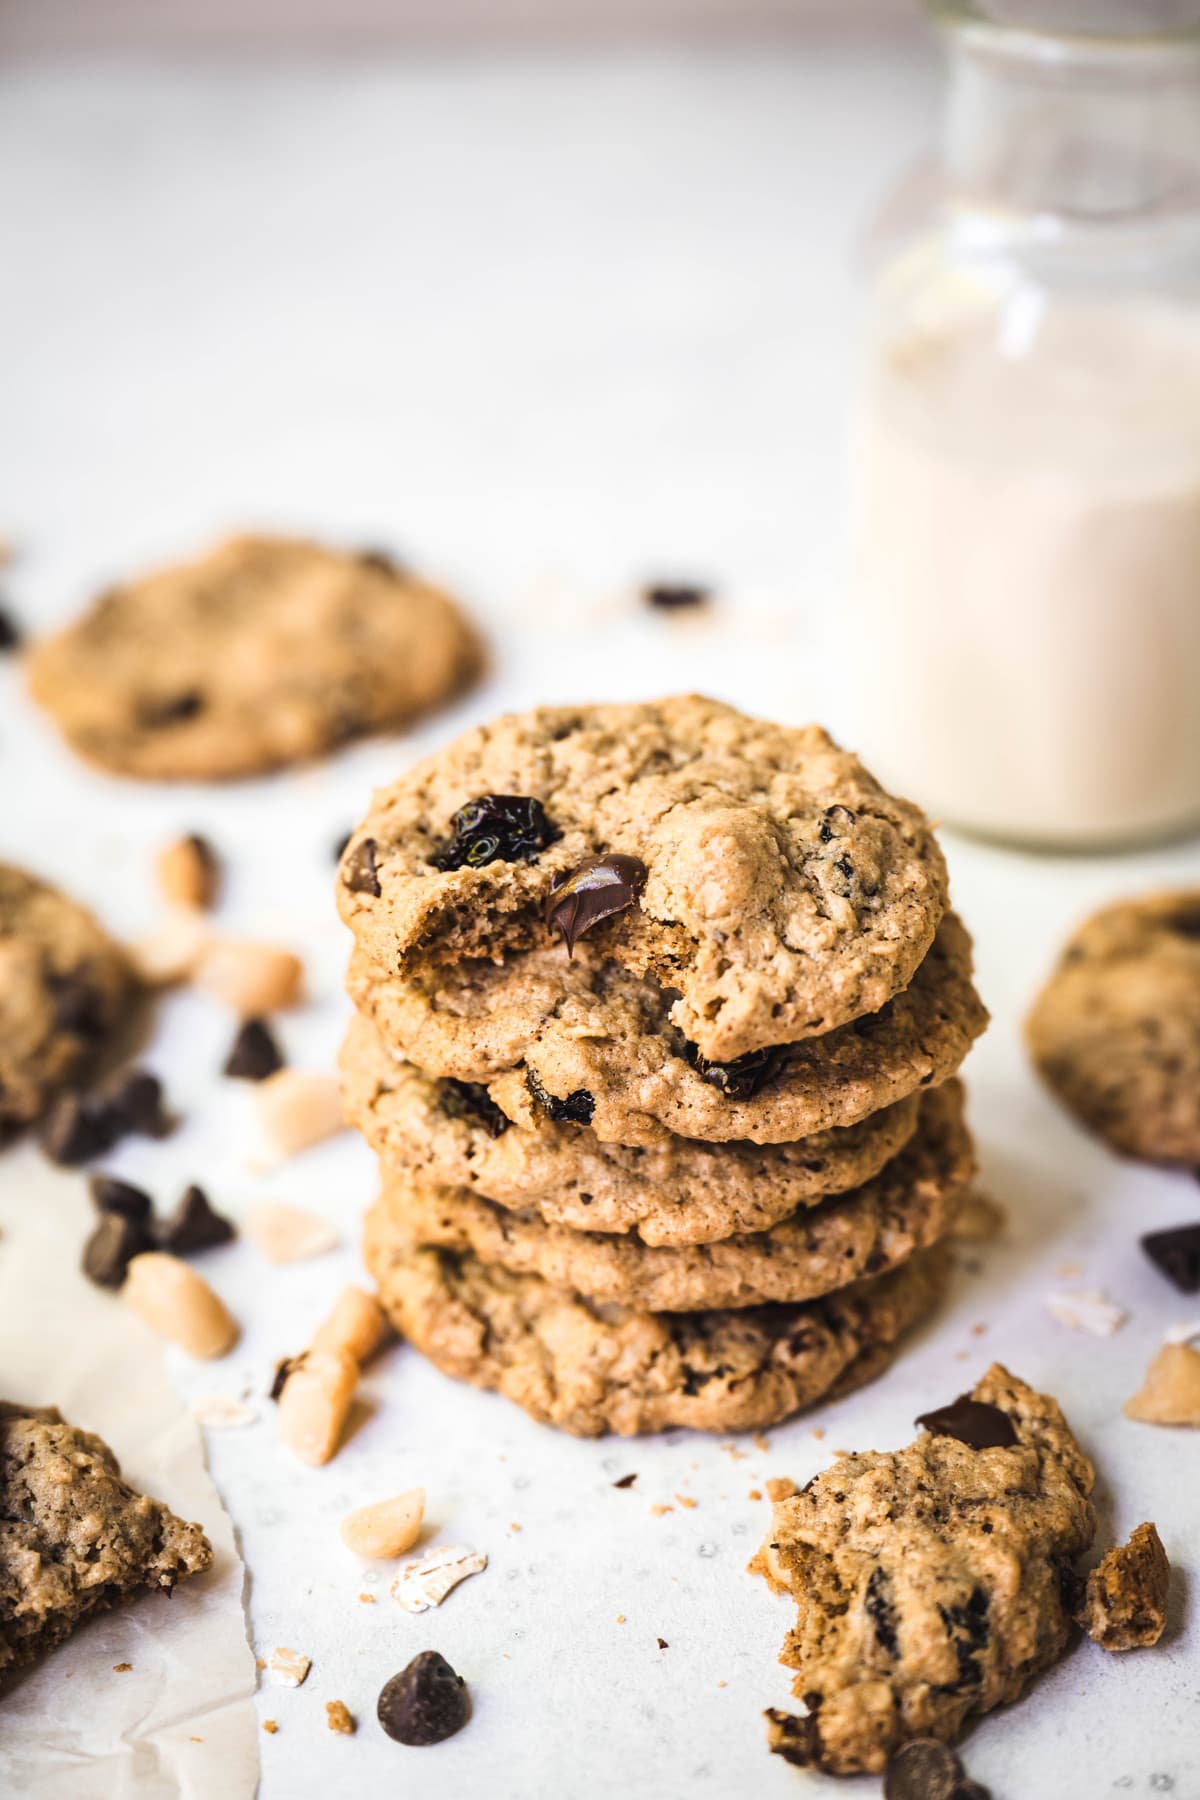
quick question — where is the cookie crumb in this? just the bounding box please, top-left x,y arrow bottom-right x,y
262,1720 -> 278,1735
674,1494 -> 697,1509
765,1477 -> 797,1502
1125,1341 -> 1200,1425
358,1593 -> 376,1604
113,1662 -> 132,1672
753,1432 -> 771,1453
650,1503 -> 674,1517
267,1647 -> 311,1687
616,1614 -> 625,1624
810,1427 -> 825,1441
719,1442 -> 748,1462
748,1488 -> 763,1501
326,1699 -> 356,1735
1076,1522 -> 1170,1650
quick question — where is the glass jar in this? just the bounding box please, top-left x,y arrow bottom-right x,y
846,0 -> 1200,849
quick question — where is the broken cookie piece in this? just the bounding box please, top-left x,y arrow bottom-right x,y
1076,1523 -> 1170,1651
0,1401 -> 212,1678
1125,1341 -> 1200,1426
749,1365 -> 1096,1775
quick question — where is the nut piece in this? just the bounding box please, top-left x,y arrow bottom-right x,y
129,909 -> 212,987
157,834 -> 220,910
312,1286 -> 389,1364
121,1253 -> 238,1359
267,1647 -> 312,1687
389,1545 -> 487,1614
1124,1341 -> 1200,1426
254,1071 -> 345,1159
276,1348 -> 358,1466
1076,1522 -> 1170,1651
340,1488 -> 425,1560
196,940 -> 303,1016
244,1201 -> 338,1265
326,1700 -> 355,1736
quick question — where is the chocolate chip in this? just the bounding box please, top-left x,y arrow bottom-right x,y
1141,1221 -> 1200,1293
342,836 -> 381,897
642,582 -> 710,611
332,830 -> 352,863
377,1651 -> 468,1747
108,1069 -> 172,1139
40,1092 -> 119,1165
138,690 -> 204,727
953,1782 -> 993,1800
431,794 -> 560,872
526,1068 -> 594,1125
89,1175 -> 153,1221
545,853 -> 647,955
686,1041 -> 789,1100
223,1018 -> 284,1082
82,1212 -> 153,1289
438,1079 -> 510,1138
657,1637 -> 668,1649
158,1185 -> 236,1255
915,1395 -> 1018,1450
884,1738 -> 964,1800
612,1473 -> 637,1489
0,605 -> 22,651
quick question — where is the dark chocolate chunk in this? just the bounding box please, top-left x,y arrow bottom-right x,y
158,1185 -> 236,1255
938,1586 -> 990,1688
526,1069 -> 594,1125
656,1637 -> 668,1649
438,1079 -> 510,1138
342,836 -> 382,898
138,690 -> 204,727
224,1018 -> 284,1082
89,1174 -> 153,1222
82,1212 -> 153,1289
865,1567 -> 899,1656
40,1092 -> 119,1165
108,1068 -> 172,1139
377,1651 -> 468,1747
430,794 -> 559,872
0,605 -> 22,652
686,1041 -> 789,1100
642,582 -> 710,611
916,1394 -> 1018,1450
545,853 -> 647,954
884,1738 -> 964,1800
1141,1221 -> 1200,1294
612,1473 -> 637,1489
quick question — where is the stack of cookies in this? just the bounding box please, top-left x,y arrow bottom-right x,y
337,697 -> 988,1437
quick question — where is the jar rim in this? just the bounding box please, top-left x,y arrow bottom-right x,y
927,1 -> 1200,61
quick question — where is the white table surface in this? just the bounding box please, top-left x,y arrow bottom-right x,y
1,38 -> 1198,1800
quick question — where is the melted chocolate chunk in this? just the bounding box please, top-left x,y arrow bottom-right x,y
1141,1221 -> 1200,1294
642,582 -> 711,611
0,605 -> 22,652
438,1079 -> 510,1138
89,1175 -> 153,1221
82,1212 -> 153,1289
525,1068 -> 594,1125
865,1567 -> 899,1657
545,853 -> 647,955
686,1041 -> 790,1100
431,794 -> 559,872
138,690 -> 204,727
224,1017 -> 284,1082
342,836 -> 382,897
916,1394 -> 1018,1450
377,1651 -> 468,1747
938,1586 -> 990,1688
158,1184 -> 236,1254
884,1739 -> 964,1800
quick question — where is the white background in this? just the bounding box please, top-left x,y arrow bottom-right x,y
1,36 -> 1198,1799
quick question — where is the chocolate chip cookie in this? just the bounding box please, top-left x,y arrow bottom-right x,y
348,912 -> 987,1147
369,1081 -> 971,1311
0,863 -> 132,1136
27,534 -> 483,780
1076,1522 -> 1170,1651
340,1012 -> 924,1245
337,697 -> 949,1063
0,1402 -> 212,1678
363,1208 -> 950,1435
750,1365 -> 1097,1775
1027,890 -> 1200,1164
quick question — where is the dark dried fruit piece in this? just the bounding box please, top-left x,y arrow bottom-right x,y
526,1068 -> 594,1125
158,1184 -> 236,1254
884,1738 -> 964,1800
377,1650 -> 468,1747
438,1079 -> 510,1138
40,1092 -> 119,1165
342,836 -> 382,897
82,1212 -> 153,1289
90,1175 -> 153,1221
430,794 -> 559,872
643,582 -> 710,610
0,605 -> 22,652
915,1395 -> 1018,1450
545,853 -> 647,955
1141,1221 -> 1200,1294
686,1041 -> 789,1100
224,1018 -> 284,1082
